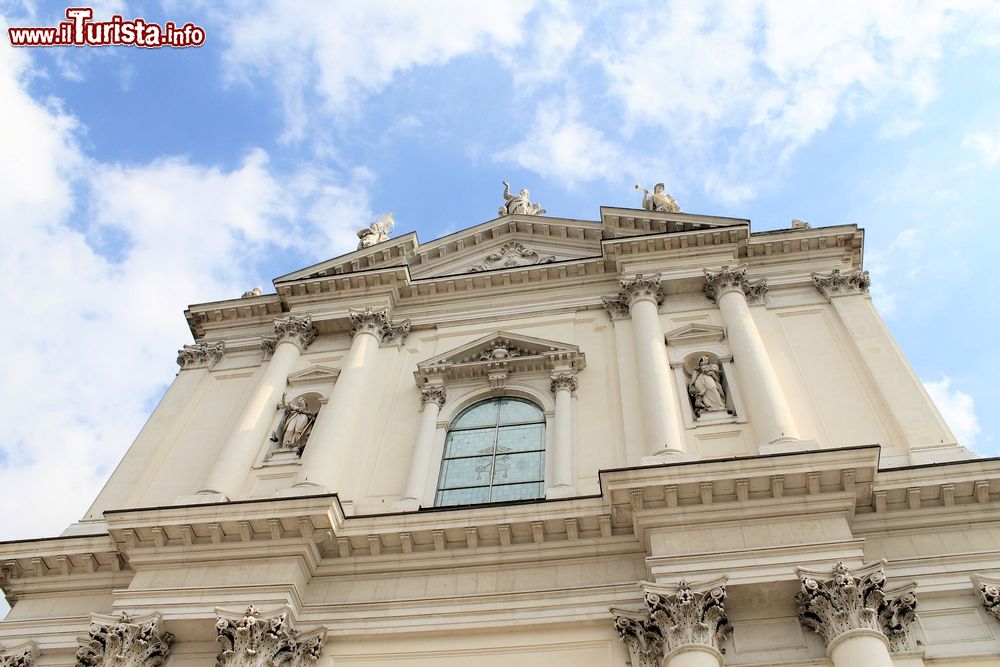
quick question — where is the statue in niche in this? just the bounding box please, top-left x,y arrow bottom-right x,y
270,396 -> 317,454
688,355 -> 729,417
357,213 -> 395,249
635,182 -> 681,213
499,181 -> 546,216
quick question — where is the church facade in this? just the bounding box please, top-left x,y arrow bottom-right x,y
2,191 -> 999,667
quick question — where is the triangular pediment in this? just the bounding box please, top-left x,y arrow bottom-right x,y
287,365 -> 342,385
664,323 -> 725,346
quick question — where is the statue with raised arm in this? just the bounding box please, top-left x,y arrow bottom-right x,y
688,355 -> 728,416
499,181 -> 546,216
635,183 -> 681,213
357,213 -> 395,249
270,396 -> 317,454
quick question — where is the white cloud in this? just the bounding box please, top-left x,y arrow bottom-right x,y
924,376 -> 981,448
879,118 -> 922,139
963,129 -> 1000,165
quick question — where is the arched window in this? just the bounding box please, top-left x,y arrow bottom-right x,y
434,397 -> 546,507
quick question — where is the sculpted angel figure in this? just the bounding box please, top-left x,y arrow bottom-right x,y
499,181 -> 546,216
357,213 -> 395,249
270,396 -> 317,454
688,355 -> 728,416
635,183 -> 681,213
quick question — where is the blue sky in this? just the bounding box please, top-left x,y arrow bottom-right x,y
1,0 -> 999,600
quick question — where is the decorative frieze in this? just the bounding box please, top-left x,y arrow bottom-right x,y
176,341 -> 225,369
216,606 -> 326,667
812,268 -> 871,299
0,642 -> 37,667
273,315 -> 318,352
419,385 -> 447,410
76,612 -> 173,667
645,580 -> 733,656
610,608 -> 663,667
550,371 -> 578,395
703,266 -> 767,305
348,307 -> 411,345
796,561 -> 918,652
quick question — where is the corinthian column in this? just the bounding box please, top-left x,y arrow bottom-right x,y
796,561 -> 918,667
293,307 -> 409,495
704,266 -> 799,446
198,315 -> 316,500
395,384 -> 446,511
603,274 -> 684,458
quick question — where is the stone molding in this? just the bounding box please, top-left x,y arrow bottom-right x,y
704,266 -> 767,305
644,579 -> 732,656
550,371 -> 578,395
0,642 -> 37,667
176,341 -> 225,370
796,561 -> 918,652
812,268 -> 871,299
273,315 -> 318,352
348,307 -> 411,345
76,612 -> 173,667
610,608 -> 663,667
216,606 -> 326,667
419,385 -> 447,410
975,574 -> 1000,622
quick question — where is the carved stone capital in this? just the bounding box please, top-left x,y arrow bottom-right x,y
978,578 -> 1000,622
273,315 -> 318,352
216,606 -> 326,667
600,294 -> 631,319
619,273 -> 665,307
261,336 -> 277,360
644,580 -> 732,655
0,642 -> 37,667
704,266 -> 767,305
796,561 -> 918,652
550,371 -> 578,395
76,612 -> 173,667
610,608 -> 664,667
419,385 -> 447,410
176,341 -> 225,370
812,268 -> 871,299
349,307 -> 411,345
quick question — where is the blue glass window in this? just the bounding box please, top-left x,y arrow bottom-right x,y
434,397 -> 545,507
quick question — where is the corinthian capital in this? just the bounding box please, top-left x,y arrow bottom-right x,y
610,608 -> 664,667
550,371 -> 578,395
419,385 -> 447,410
602,273 -> 664,318
216,606 -> 326,667
0,642 -> 37,667
274,315 -> 318,352
176,341 -> 225,369
704,266 -> 767,305
977,576 -> 1000,622
812,268 -> 871,299
796,561 -> 917,652
76,612 -> 173,667
643,579 -> 732,656
349,307 -> 411,345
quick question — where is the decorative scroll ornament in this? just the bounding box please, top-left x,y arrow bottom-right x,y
176,341 -> 225,369
610,609 -> 663,667
479,340 -> 522,361
979,581 -> 1000,621
645,580 -> 732,656
76,612 -> 173,667
419,385 -> 447,410
273,315 -> 318,352
703,266 -> 767,305
348,307 -> 411,345
215,606 -> 326,667
468,241 -> 555,272
796,561 -> 918,652
550,371 -> 578,395
0,642 -> 38,667
603,273 -> 664,317
498,181 -> 545,216
812,268 -> 871,299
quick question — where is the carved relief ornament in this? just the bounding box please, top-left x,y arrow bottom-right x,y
176,341 -> 225,369
703,266 -> 767,305
0,643 -> 37,667
796,561 -> 918,652
812,268 -> 871,299
349,307 -> 411,345
468,241 -> 555,272
978,578 -> 1000,622
645,580 -> 733,656
610,609 -> 663,667
602,273 -> 664,318
215,606 -> 326,667
75,612 -> 173,667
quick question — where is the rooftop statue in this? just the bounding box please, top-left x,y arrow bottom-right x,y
357,213 -> 395,250
635,183 -> 681,213
499,181 -> 546,216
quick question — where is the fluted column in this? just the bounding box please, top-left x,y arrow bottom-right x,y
294,306 -> 409,494
796,561 -> 918,667
548,371 -> 577,496
704,266 -> 799,445
396,384 -> 446,511
604,274 -> 684,457
199,315 -> 316,499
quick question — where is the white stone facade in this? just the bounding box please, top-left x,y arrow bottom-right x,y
2,205 -> 999,666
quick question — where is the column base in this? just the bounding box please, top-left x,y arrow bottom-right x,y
757,438 -> 819,455
393,497 -> 421,512
640,449 -> 695,466
545,485 -> 577,499
174,491 -> 229,505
